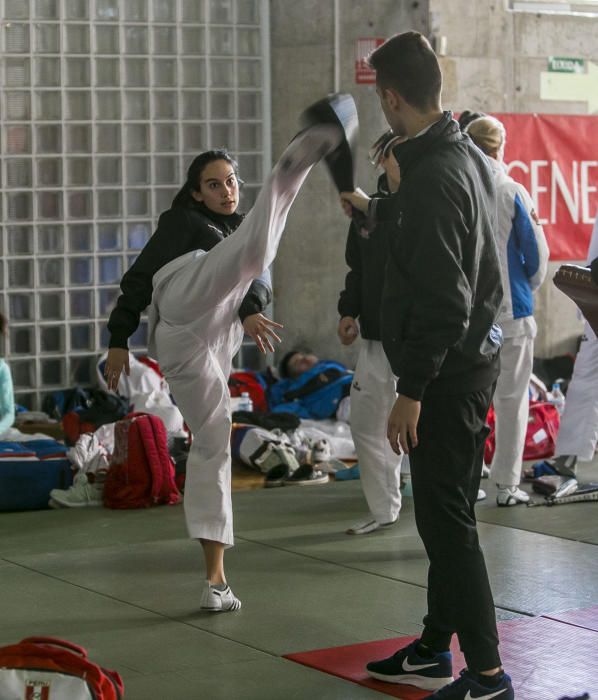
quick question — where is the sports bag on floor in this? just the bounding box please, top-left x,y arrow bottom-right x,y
42,387 -> 91,420
485,400 -> 560,465
103,412 -> 181,509
228,371 -> 268,412
62,390 -> 130,446
0,636 -> 124,699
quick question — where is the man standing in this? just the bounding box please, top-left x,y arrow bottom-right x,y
342,32 -> 513,699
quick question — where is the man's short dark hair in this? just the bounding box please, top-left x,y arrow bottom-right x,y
368,31 -> 442,112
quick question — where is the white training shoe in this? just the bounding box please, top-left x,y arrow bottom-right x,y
481,464 -> 491,479
346,517 -> 397,535
200,581 -> 242,612
476,488 -> 487,501
49,472 -> 104,508
496,485 -> 530,507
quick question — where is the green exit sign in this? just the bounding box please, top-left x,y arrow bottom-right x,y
548,57 -> 585,73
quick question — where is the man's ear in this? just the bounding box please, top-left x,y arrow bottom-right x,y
383,87 -> 401,113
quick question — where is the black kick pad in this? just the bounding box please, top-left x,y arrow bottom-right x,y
300,93 -> 360,193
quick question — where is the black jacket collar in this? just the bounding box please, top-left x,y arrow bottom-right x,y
191,201 -> 245,235
391,111 -> 461,177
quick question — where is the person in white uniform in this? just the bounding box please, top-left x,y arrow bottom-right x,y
104,124 -> 342,611
338,131 -> 406,534
466,116 -> 549,506
549,211 -> 598,471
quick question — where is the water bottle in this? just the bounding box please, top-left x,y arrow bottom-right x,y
550,382 -> 565,415
239,391 -> 253,413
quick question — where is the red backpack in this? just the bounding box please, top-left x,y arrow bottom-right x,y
485,400 -> 561,465
228,371 -> 268,412
103,413 -> 181,509
0,636 -> 124,699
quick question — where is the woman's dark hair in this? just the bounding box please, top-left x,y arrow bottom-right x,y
172,149 -> 241,209
0,313 -> 7,336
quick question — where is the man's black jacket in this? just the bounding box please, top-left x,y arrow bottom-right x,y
381,112 -> 503,401
338,174 -> 398,341
107,203 -> 271,349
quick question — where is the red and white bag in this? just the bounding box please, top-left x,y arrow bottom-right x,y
0,636 -> 124,699
485,400 -> 561,465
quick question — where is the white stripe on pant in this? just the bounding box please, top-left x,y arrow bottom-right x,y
350,340 -> 402,523
490,333 -> 534,487
555,322 -> 598,462
149,127 -> 340,546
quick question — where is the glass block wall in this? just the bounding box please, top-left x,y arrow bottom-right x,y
0,0 -> 271,409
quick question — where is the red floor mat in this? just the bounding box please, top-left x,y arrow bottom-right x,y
542,604 -> 598,633
285,616 -> 598,699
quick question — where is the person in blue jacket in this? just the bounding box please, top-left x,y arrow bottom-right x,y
466,116 -> 549,506
271,350 -> 353,420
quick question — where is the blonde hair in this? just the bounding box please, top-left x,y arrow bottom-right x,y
465,116 -> 506,157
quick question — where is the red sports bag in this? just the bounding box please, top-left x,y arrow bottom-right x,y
228,371 -> 268,412
62,412 -> 96,446
0,636 -> 124,699
103,413 -> 181,509
485,400 -> 561,465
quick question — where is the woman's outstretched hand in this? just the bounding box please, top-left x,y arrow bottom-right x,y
242,313 -> 283,354
104,347 -> 130,391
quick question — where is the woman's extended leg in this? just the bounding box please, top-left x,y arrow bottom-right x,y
153,124 -> 342,328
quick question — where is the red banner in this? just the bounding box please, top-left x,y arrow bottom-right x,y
492,113 -> 598,261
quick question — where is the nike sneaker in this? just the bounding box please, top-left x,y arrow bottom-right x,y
366,640 -> 453,690
422,669 -> 514,699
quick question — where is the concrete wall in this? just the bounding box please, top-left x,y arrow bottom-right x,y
429,0 -> 598,356
269,0 -> 429,368
270,0 -> 597,365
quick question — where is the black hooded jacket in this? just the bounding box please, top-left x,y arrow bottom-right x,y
338,175 -> 399,341
107,202 -> 271,349
381,112 -> 503,401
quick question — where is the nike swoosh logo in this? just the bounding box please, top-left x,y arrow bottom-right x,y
465,688 -> 508,700
402,658 -> 439,672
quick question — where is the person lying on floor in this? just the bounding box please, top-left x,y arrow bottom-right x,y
268,350 -> 353,420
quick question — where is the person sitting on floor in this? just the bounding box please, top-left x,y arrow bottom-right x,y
0,313 -> 15,438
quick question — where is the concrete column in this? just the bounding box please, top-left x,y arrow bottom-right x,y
270,0 -> 429,367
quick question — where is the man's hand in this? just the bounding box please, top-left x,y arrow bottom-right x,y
340,188 -> 370,216
337,316 -> 359,346
104,348 -> 130,392
387,394 -> 421,455
243,313 -> 283,354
